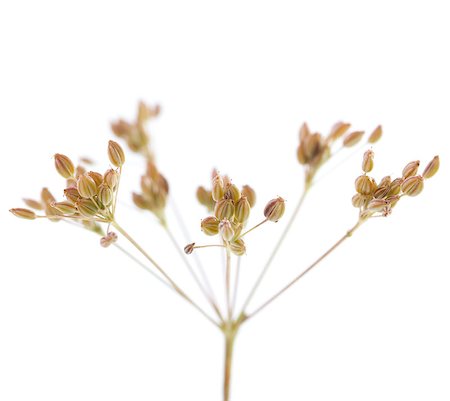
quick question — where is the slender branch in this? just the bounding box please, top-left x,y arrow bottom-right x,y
193,244 -> 225,250
168,196 -> 221,317
244,220 -> 363,321
239,218 -> 268,238
113,243 -> 172,290
112,221 -> 219,327
225,248 -> 232,320
239,186 -> 309,314
165,225 -> 224,322
231,256 -> 242,316
112,166 -> 122,217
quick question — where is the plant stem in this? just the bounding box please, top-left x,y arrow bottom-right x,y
168,196 -> 219,312
225,248 -> 232,320
112,221 -> 219,327
222,323 -> 238,401
240,187 -> 309,315
165,225 -> 224,322
244,220 -> 363,321
231,256 -> 242,315
239,218 -> 268,238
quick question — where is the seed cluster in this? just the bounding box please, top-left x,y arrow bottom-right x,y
297,122 -> 382,185
193,170 -> 286,256
10,141 -> 127,246
111,101 -> 160,158
352,152 -> 439,219
132,162 -> 169,224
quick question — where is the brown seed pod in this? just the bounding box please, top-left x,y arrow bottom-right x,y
264,197 -> 286,222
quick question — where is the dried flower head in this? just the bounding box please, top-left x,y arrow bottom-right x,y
264,197 -> 286,222
352,150 -> 438,220
54,154 -> 75,179
100,231 -> 118,248
108,140 -> 126,168
422,155 -> 440,179
10,208 -> 36,220
132,162 -> 169,224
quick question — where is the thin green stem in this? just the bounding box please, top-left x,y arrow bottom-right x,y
112,221 -> 219,327
239,187 -> 310,315
244,220 -> 363,321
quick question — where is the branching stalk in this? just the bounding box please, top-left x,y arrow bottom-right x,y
240,186 -> 310,314
244,220 -> 363,321
112,221 -> 219,327
165,225 -> 224,322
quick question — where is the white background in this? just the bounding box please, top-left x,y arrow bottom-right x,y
1,1 -> 449,400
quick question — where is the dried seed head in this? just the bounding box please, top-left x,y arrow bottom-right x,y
64,187 -> 81,204
98,184 -> 113,206
219,219 -> 235,242
368,125 -> 382,144
41,187 -> 56,206
373,185 -> 390,199
355,175 -> 377,195
10,208 -> 36,220
75,165 -> 87,178
241,185 -> 256,208
196,186 -> 215,211
379,176 -> 392,188
264,197 -> 286,222
229,238 -> 246,256
352,193 -> 370,208
87,171 -> 103,187
343,131 -> 364,147
299,122 -> 311,141
66,178 -> 77,188
76,198 -> 99,217
303,133 -> 323,162
201,216 -> 220,236
54,154 -> 75,179
401,175 -> 424,197
328,122 -> 351,142
224,183 -> 241,203
386,195 -> 400,208
367,198 -> 389,212
402,160 -> 420,179
212,174 -> 224,202
235,196 -> 251,223
184,242 -> 195,255
231,221 -> 243,241
22,198 -> 43,210
108,140 -> 125,167
100,232 -> 118,248
104,169 -> 119,189
362,150 -> 374,173
296,143 -> 307,165
132,192 -> 150,210
214,199 -> 235,220
51,201 -> 77,215
422,155 -> 439,179
387,178 -> 403,196
77,174 -> 98,198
